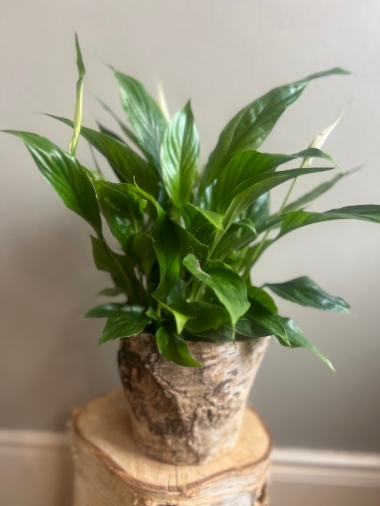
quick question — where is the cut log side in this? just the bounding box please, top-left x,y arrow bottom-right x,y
71,390 -> 271,506
118,334 -> 271,465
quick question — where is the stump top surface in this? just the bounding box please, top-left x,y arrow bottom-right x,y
72,390 -> 271,490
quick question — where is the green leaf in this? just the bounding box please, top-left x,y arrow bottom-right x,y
202,68 -> 349,188
171,220 -> 208,260
151,213 -> 182,299
280,205 -> 380,236
114,71 -> 168,169
68,34 -> 86,156
102,182 -> 144,226
184,324 -> 234,343
221,167 -> 334,231
246,193 -> 270,231
212,219 -> 257,259
161,102 -> 200,207
132,232 -> 156,278
92,181 -> 146,251
90,235 -> 121,276
212,148 -> 336,209
97,123 -> 127,144
160,299 -> 197,334
185,301 -> 230,333
133,183 -> 207,298
156,326 -> 201,367
182,254 -> 250,326
90,236 -> 136,300
247,286 -> 278,313
276,317 -> 334,370
98,305 -> 150,345
235,218 -> 257,233
48,116 -> 158,196
167,279 -> 186,303
236,300 -> 288,343
282,173 -> 344,214
83,303 -> 123,318
184,204 -> 225,231
265,276 -> 350,312
4,131 -> 101,232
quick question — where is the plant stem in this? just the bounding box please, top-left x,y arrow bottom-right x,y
278,158 -> 308,216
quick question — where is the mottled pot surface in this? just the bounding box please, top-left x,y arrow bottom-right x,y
118,333 -> 270,465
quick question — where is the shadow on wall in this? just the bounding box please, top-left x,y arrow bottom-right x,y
0,214 -> 120,430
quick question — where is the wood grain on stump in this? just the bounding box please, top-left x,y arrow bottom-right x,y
71,390 -> 271,506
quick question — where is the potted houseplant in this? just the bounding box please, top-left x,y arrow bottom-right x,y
5,37 -> 380,465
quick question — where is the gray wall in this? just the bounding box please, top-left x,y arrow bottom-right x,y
1,0 -> 379,451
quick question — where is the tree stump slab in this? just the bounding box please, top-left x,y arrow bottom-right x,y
71,390 -> 272,506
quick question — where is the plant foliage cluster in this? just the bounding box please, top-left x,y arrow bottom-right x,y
6,37 -> 380,368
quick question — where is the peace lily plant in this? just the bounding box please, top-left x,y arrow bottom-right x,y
6,37 -> 380,369
7,34 -> 380,464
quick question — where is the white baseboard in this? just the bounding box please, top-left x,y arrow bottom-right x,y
0,429 -> 379,506
272,447 -> 380,487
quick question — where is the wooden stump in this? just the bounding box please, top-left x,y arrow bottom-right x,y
71,391 -> 271,506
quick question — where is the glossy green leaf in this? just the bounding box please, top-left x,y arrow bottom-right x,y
133,184 -> 207,298
161,102 -> 200,207
246,193 -> 270,231
133,190 -> 182,300
93,181 -> 146,250
97,123 -> 126,144
212,219 -> 257,259
132,232 -> 156,278
90,235 -> 137,301
98,305 -> 150,345
181,206 -> 219,249
68,34 -> 86,156
184,324 -> 234,343
239,218 -> 257,232
247,286 -> 278,313
114,71 -> 167,168
276,317 -> 334,370
183,254 -> 250,326
90,235 -> 120,276
4,131 -> 101,232
184,204 -> 225,231
202,68 -> 349,188
212,148 -> 336,210
185,301 -> 230,333
151,213 -> 181,300
236,300 -> 288,343
221,167 -> 334,232
280,205 -> 380,236
83,303 -> 123,318
160,299 -> 197,334
171,219 -> 208,260
95,181 -> 147,225
266,276 -> 350,312
156,326 -> 201,367
48,116 -> 158,196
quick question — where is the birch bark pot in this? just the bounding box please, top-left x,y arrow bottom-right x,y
117,333 -> 270,465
